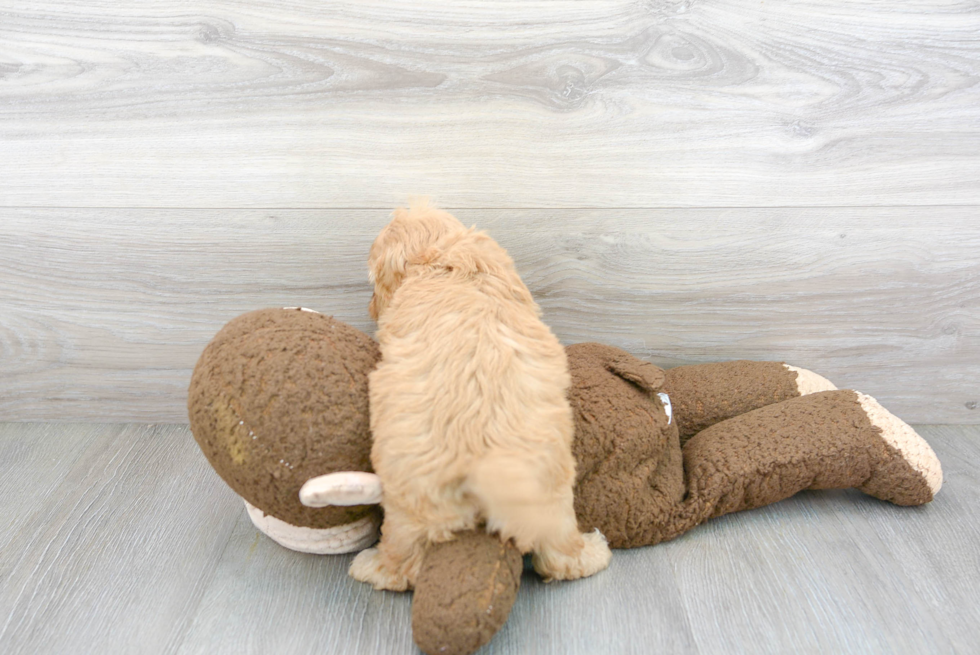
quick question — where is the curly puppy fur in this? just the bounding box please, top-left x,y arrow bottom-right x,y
350,203 -> 611,591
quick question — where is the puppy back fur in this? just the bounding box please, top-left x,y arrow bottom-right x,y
368,203 -> 606,552
369,203 -> 574,504
355,203 -> 610,590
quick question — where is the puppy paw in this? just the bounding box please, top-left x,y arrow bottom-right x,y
349,547 -> 412,591
532,530 -> 612,582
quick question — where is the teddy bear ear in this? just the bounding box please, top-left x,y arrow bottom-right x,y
605,353 -> 666,393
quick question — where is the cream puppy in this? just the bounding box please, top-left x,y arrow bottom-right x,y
349,203 -> 611,591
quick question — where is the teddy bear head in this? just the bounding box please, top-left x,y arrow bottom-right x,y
188,307 -> 383,553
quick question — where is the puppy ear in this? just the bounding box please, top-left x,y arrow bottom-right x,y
368,216 -> 412,318
369,219 -> 409,283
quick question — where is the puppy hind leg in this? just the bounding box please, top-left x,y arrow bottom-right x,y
529,496 -> 612,583
467,454 -> 612,582
349,504 -> 428,591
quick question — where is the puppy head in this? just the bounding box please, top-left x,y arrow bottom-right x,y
368,202 -> 466,320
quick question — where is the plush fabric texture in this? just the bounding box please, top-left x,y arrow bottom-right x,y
565,342 -> 683,549
411,530 -> 523,655
188,314 -> 942,655
411,372 -> 940,655
187,308 -> 381,529
567,351 -> 937,547
662,360 -> 801,443
680,389 -> 938,516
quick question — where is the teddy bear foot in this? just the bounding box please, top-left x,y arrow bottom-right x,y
783,364 -> 837,395
855,392 -> 943,506
532,529 -> 612,583
350,547 -> 414,591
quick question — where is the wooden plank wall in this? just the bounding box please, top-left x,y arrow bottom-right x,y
1,1 -> 978,423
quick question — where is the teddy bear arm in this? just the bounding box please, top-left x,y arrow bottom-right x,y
662,360 -> 836,444
566,342 -> 665,392
604,353 -> 665,393
411,530 -> 523,655
674,390 -> 941,535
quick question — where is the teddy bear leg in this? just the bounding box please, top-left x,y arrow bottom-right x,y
662,360 -> 837,443
677,390 -> 942,532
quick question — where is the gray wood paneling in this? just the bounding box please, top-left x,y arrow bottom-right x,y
1,1 -> 979,207
0,424 -> 976,655
2,208 -> 977,423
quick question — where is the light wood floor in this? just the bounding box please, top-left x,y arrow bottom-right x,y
1,423 -> 977,654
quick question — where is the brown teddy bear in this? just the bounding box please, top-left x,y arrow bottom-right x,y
188,307 -> 942,655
